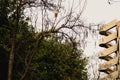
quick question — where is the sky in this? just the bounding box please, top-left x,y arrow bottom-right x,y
82,0 -> 120,23
25,0 -> 120,57
81,0 -> 120,57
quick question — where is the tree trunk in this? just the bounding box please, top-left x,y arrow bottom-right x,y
8,35 -> 15,80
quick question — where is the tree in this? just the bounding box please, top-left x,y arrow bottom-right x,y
17,38 -> 88,80
18,0 -> 90,79
0,0 -> 35,80
0,0 -> 91,80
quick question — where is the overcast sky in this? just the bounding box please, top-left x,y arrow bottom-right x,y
81,0 -> 120,57
82,0 -> 120,23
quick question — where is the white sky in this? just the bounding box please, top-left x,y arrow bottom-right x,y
25,0 -> 120,57
81,0 -> 120,57
82,0 -> 120,23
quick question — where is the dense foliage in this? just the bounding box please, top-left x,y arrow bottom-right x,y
29,39 -> 88,80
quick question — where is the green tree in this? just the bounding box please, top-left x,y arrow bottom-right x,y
0,0 -> 89,80
0,0 -> 34,80
26,39 -> 88,80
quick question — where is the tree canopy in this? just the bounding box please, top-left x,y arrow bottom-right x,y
0,0 -> 88,80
